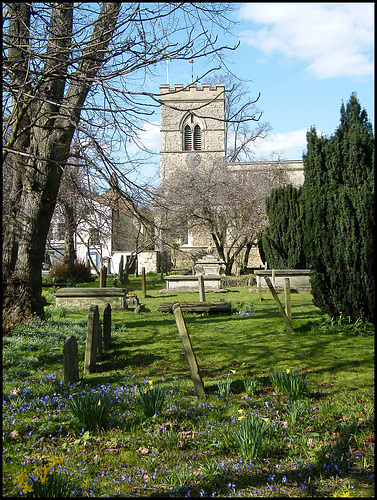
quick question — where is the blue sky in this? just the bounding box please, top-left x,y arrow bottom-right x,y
128,3 -> 374,180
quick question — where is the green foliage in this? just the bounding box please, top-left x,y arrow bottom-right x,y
243,377 -> 261,396
302,93 -> 374,323
232,416 -> 269,459
27,471 -> 74,498
70,393 -> 115,431
216,376 -> 232,397
259,184 -> 308,269
47,261 -> 95,284
134,381 -> 165,418
269,368 -> 307,399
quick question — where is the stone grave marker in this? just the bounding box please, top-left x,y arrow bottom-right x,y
62,335 -> 79,385
84,304 -> 100,374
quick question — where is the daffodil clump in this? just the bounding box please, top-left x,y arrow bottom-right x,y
16,456 -> 74,497
269,368 -> 308,399
70,392 -> 115,432
135,379 -> 165,418
232,413 -> 270,460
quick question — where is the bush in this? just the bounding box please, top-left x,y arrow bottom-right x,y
47,261 -> 95,283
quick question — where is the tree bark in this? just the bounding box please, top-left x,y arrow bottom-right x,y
3,3 -> 120,323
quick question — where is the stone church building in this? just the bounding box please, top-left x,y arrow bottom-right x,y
159,82 -> 304,272
46,82 -> 304,275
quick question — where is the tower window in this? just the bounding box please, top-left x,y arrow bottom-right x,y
184,125 -> 192,151
193,125 -> 201,150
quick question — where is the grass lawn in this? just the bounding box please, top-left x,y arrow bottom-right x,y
3,273 -> 374,497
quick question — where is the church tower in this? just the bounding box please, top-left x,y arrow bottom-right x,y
160,83 -> 226,181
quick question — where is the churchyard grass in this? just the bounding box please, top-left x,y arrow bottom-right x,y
3,274 -> 374,497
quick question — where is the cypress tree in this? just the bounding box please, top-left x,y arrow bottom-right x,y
303,93 -> 374,323
259,184 -> 307,269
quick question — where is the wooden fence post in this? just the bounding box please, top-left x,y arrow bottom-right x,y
62,335 -> 79,385
264,276 -> 295,333
142,267 -> 146,298
172,303 -> 206,398
198,275 -> 206,302
284,278 -> 292,319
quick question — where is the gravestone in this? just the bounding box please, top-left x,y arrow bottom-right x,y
125,292 -> 139,309
103,303 -> 111,350
84,304 -> 100,374
62,335 -> 79,385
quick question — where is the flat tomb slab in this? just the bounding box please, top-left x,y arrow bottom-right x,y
165,275 -> 222,290
254,270 -> 311,291
157,301 -> 232,314
55,287 -> 128,310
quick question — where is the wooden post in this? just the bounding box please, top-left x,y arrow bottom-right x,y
264,276 -> 295,333
100,265 -> 107,288
84,304 -> 100,374
119,255 -> 124,285
141,267 -> 146,298
198,275 -> 206,302
284,278 -> 292,319
172,303 -> 206,398
103,303 -> 111,350
62,335 -> 79,385
257,276 -> 263,301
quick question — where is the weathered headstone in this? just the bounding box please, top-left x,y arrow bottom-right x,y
172,302 -> 206,398
126,292 -> 139,309
142,267 -> 146,298
84,304 -> 100,374
62,335 -> 79,385
100,265 -> 107,288
198,275 -> 206,302
284,278 -> 292,319
103,303 -> 111,350
97,321 -> 102,359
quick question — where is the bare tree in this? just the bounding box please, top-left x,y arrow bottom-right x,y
208,74 -> 271,162
2,3 -> 238,324
159,159 -> 286,275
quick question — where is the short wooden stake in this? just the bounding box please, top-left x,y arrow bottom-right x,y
284,278 -> 292,319
264,276 -> 295,333
84,304 -> 100,374
103,303 -> 111,350
257,276 -> 263,301
62,335 -> 79,385
100,265 -> 107,288
142,267 -> 146,298
172,303 -> 206,398
198,275 -> 206,302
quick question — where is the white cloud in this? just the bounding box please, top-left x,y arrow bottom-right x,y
238,3 -> 374,79
128,121 -> 161,154
251,128 -> 311,159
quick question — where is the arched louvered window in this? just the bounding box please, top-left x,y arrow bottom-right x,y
184,125 -> 192,151
193,125 -> 201,150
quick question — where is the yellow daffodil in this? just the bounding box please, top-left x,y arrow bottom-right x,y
230,369 -> 236,374
261,417 -> 269,422
22,483 -> 33,495
98,399 -> 101,406
238,408 -> 244,414
82,478 -> 91,489
17,470 -> 28,483
286,368 -> 290,374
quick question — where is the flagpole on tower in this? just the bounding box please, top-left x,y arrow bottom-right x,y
188,59 -> 193,83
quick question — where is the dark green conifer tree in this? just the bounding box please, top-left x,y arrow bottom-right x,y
259,184 -> 307,269
303,93 -> 374,323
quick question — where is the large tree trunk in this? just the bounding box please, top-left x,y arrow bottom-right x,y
3,3 -> 120,326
